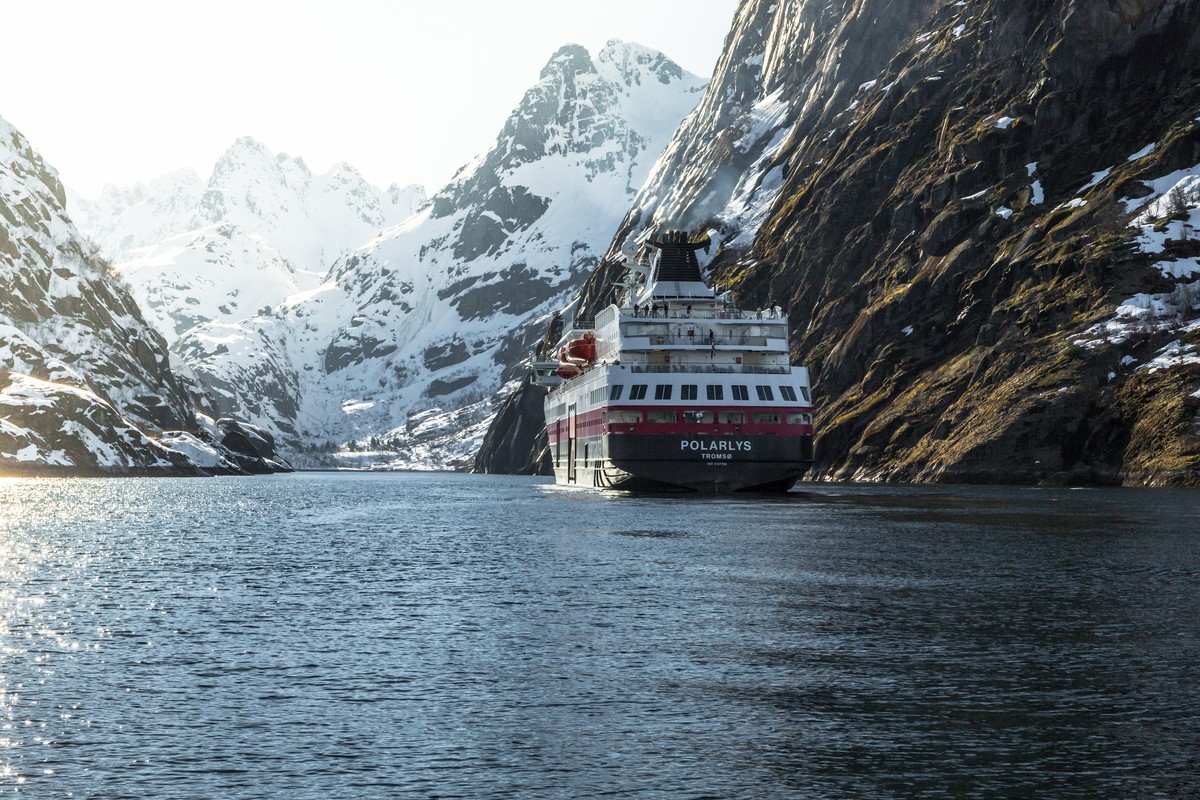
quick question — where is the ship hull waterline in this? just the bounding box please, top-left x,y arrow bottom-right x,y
549,433 -> 814,493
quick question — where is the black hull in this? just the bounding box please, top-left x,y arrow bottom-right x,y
553,433 -> 813,493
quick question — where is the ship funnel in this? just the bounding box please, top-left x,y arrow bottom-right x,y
646,229 -> 705,282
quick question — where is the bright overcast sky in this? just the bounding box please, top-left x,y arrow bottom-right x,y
2,0 -> 740,198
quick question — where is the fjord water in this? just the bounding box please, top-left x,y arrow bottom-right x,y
1,474 -> 1196,798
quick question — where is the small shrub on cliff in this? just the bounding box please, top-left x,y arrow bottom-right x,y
1167,186 -> 1191,220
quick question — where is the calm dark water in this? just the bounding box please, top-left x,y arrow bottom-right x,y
0,474 -> 1197,798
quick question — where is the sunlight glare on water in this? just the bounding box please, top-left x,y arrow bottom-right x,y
0,473 -> 1197,798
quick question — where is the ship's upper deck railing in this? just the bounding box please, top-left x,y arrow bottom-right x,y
624,334 -> 776,348
625,364 -> 791,375
619,307 -> 784,322
582,304 -> 785,331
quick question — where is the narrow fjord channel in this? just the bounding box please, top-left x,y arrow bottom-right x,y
1,473 -> 1197,798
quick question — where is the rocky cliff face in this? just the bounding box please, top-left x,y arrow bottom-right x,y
173,40 -> 705,468
478,0 -> 1200,486
1,115 -> 197,473
72,140 -> 426,341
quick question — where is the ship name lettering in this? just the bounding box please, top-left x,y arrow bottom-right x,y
680,440 -> 753,453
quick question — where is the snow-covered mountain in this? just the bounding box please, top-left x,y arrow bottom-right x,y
174,40 -> 706,466
72,141 -> 426,340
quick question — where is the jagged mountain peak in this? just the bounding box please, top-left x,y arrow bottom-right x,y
212,136 -> 280,172
1,114 -> 67,209
539,44 -> 597,81
73,135 -> 425,347
95,182 -> 147,215
388,182 -> 428,210
207,137 -> 311,192
148,167 -> 201,195
224,134 -> 276,158
326,161 -> 364,180
596,38 -> 686,86
431,41 -> 705,209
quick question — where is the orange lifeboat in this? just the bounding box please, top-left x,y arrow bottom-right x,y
565,332 -> 597,363
555,364 -> 582,379
556,332 -> 596,381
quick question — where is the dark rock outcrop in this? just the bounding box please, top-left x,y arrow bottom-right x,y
216,417 -> 293,474
0,372 -> 202,476
473,378 -> 552,475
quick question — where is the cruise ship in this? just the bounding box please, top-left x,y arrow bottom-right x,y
531,229 -> 814,492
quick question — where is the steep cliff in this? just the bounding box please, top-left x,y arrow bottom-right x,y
478,0 -> 1200,486
1,115 -> 194,473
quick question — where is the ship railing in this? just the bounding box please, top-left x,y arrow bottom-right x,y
622,308 -> 785,322
627,334 -> 774,347
625,365 -> 790,375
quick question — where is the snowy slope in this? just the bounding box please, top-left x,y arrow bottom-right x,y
175,40 -> 705,466
73,139 -> 426,341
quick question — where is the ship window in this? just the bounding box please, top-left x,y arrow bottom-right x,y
630,384 -> 648,400
648,410 -> 676,424
681,384 -> 698,401
654,384 -> 673,401
800,387 -> 811,403
732,385 -> 749,401
718,411 -> 747,424
706,385 -> 724,401
780,386 -> 798,402
753,413 -> 781,424
606,410 -> 643,424
683,410 -> 714,424
755,385 -> 775,401
610,385 -> 624,401
786,413 -> 812,425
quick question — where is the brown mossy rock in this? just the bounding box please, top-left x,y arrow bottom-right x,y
722,0 -> 1200,486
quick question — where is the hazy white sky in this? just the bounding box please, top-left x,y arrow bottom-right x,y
3,0 -> 740,197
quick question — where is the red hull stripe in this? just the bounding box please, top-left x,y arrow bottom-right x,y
547,404 -> 814,441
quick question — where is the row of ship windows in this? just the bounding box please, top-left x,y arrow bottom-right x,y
597,384 -> 810,403
605,410 -> 814,425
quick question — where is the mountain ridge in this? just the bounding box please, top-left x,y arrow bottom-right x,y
72,138 -> 427,342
